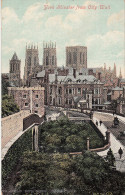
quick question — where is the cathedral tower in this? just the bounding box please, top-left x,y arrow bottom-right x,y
66,46 -> 87,71
24,44 -> 39,84
43,41 -> 57,69
9,52 -> 21,87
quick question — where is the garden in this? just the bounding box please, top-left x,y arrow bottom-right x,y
38,117 -> 105,153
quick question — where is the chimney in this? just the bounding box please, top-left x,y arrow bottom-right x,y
73,69 -> 76,78
98,72 -> 101,81
55,72 -> 58,84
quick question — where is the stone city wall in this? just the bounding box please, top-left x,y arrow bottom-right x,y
1,110 -> 30,149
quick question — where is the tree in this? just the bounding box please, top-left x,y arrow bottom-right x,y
2,76 -> 10,96
2,95 -> 20,117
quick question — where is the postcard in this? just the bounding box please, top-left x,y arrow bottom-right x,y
1,0 -> 125,194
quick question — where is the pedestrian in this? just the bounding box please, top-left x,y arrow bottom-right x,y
113,111 -> 115,116
100,120 -> 102,126
96,120 -> 98,126
118,147 -> 123,159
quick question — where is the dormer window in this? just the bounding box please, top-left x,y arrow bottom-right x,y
77,79 -> 81,83
67,79 -> 72,83
83,79 -> 87,83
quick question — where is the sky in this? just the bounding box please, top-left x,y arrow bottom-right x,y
1,0 -> 125,78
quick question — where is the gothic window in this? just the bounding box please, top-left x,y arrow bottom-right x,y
34,57 -> 36,66
83,53 -> 85,64
13,64 -> 15,71
68,52 -> 71,64
52,56 -> 54,65
46,56 -> 49,65
11,64 -> 13,71
28,57 -> 31,66
73,52 -> 77,64
80,52 -> 82,64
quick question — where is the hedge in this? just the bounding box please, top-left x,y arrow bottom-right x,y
2,128 -> 32,187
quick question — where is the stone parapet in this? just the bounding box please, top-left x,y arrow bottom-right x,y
1,110 -> 30,149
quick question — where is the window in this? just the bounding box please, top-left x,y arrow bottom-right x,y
35,111 -> 38,113
25,103 -> 28,107
34,57 -> 36,66
36,104 -> 38,107
73,52 -> 77,64
78,88 -> 81,94
28,57 -> 31,66
83,53 -> 85,64
46,56 -> 49,65
36,95 -> 38,98
95,89 -> 98,94
23,94 -> 26,98
67,79 -> 72,83
77,79 -> 81,83
68,52 -> 71,64
52,56 -> 54,65
59,98 -> 61,105
58,87 -> 62,95
95,99 -> 98,104
69,89 -> 72,94
80,52 -> 82,64
69,99 -> 72,105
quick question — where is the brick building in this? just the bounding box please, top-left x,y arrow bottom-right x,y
9,53 -> 21,87
31,68 -> 104,110
8,86 -> 45,117
111,87 -> 123,101
66,46 -> 87,71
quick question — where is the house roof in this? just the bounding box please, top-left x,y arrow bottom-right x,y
112,86 -> 123,91
37,70 -> 45,78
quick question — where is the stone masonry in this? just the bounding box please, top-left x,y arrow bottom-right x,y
1,110 -> 30,149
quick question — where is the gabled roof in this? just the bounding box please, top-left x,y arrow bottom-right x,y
37,70 -> 45,78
